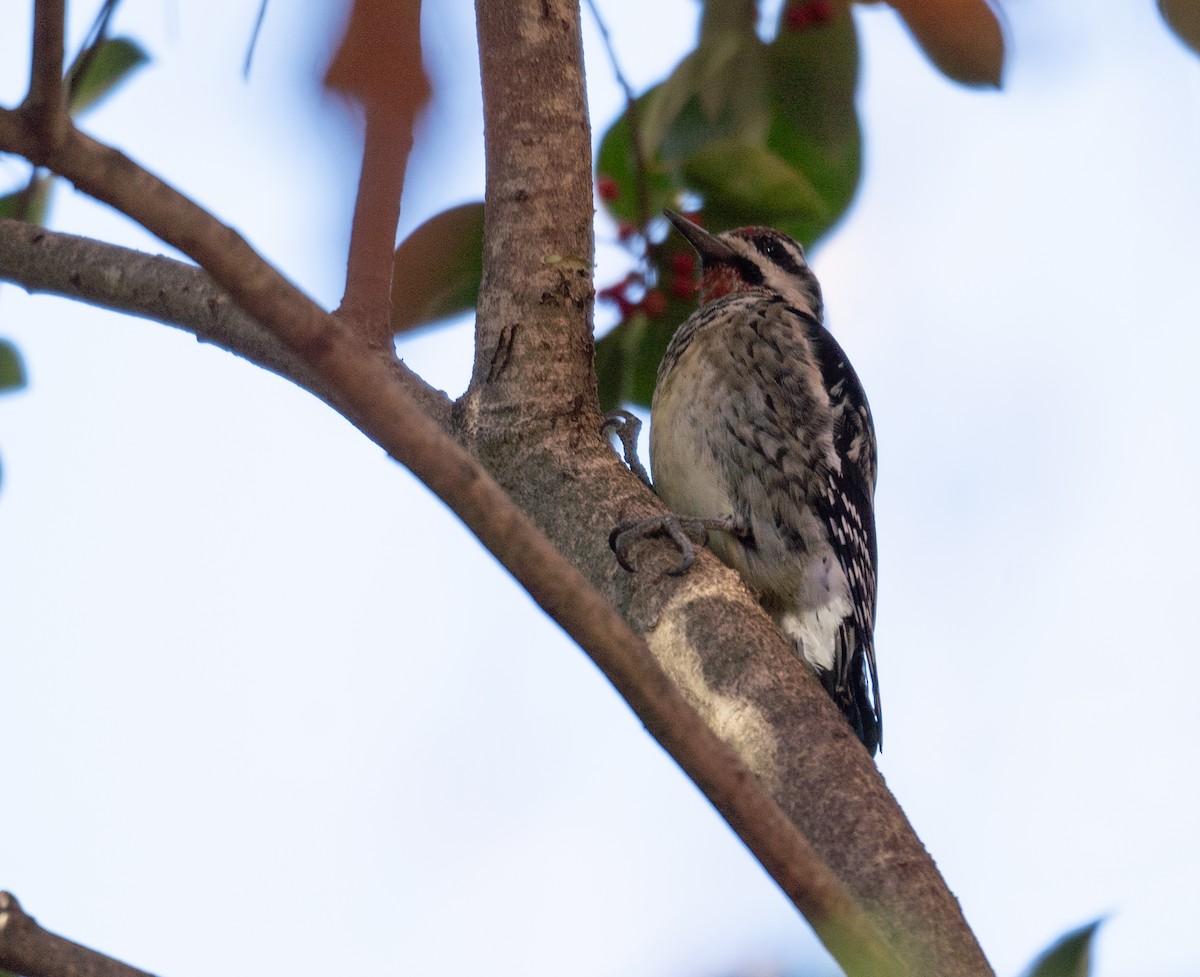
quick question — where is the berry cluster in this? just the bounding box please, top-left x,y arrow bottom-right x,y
597,272 -> 667,319
784,0 -> 833,31
595,174 -> 702,321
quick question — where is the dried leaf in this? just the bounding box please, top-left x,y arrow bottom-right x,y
390,203 -> 484,332
324,0 -> 431,117
1159,0 -> 1200,54
887,0 -> 1005,87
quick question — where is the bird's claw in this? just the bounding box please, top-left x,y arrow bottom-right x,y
602,409 -> 652,489
610,513 -> 739,576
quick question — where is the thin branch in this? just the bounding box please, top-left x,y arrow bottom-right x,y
583,0 -> 651,232
0,891 -> 161,977
22,0 -> 69,150
242,0 -> 269,79
337,103 -> 415,344
0,217 -> 452,429
325,0 -> 430,344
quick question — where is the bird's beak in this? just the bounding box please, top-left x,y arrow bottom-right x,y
664,209 -> 736,263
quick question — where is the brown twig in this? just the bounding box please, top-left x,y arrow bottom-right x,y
337,102 -> 416,344
0,217 -> 452,429
582,0 -> 652,233
242,0 -> 269,79
22,0 -> 69,150
326,0 -> 430,346
0,891 -> 161,977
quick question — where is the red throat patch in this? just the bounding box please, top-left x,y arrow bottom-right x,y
699,264 -> 745,304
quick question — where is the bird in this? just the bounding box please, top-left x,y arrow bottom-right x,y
610,209 -> 881,754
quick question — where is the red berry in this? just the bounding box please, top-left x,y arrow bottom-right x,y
784,4 -> 813,30
597,175 -> 619,202
641,289 -> 667,318
784,0 -> 833,30
616,221 -> 638,242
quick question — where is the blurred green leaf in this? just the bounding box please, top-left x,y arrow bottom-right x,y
68,37 -> 150,116
595,89 -> 678,227
0,175 -> 54,226
595,271 -> 698,410
641,28 -> 769,161
1159,0 -> 1200,54
390,202 -> 485,332
0,339 -> 28,393
1023,919 -> 1103,977
681,139 -> 828,238
597,0 -> 861,246
762,0 -> 862,244
596,314 -> 662,411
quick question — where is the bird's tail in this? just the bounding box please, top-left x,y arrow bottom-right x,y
820,666 -> 880,756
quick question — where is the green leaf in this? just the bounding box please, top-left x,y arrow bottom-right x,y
596,314 -> 663,411
641,30 -> 770,161
0,175 -> 54,226
595,89 -> 679,227
761,0 -> 863,245
1023,919 -> 1103,977
595,282 -> 699,411
68,37 -> 150,116
0,339 -> 28,393
681,139 -> 828,238
390,203 -> 485,332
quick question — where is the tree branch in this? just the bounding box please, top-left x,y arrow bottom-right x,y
0,1 -> 995,973
325,0 -> 430,343
0,218 -> 452,430
0,891 -> 160,977
0,22 -> 921,977
336,103 -> 415,343
466,1 -> 994,975
0,97 -> 910,977
22,0 -> 69,151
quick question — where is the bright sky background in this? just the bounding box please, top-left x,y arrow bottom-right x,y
2,3 -> 1198,977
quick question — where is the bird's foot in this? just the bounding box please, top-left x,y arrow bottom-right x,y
601,409 -> 652,489
609,513 -> 741,576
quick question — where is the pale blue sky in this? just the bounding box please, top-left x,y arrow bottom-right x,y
2,3 -> 1199,977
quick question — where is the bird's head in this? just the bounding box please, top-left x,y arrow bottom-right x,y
665,209 -> 824,321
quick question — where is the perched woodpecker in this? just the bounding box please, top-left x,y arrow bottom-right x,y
612,210 -> 881,754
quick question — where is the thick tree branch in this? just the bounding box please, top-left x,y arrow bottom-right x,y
0,892 -> 159,977
0,218 -> 452,430
0,2 -> 993,973
0,27 -> 917,977
0,102 -> 907,977
466,1 -> 994,975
